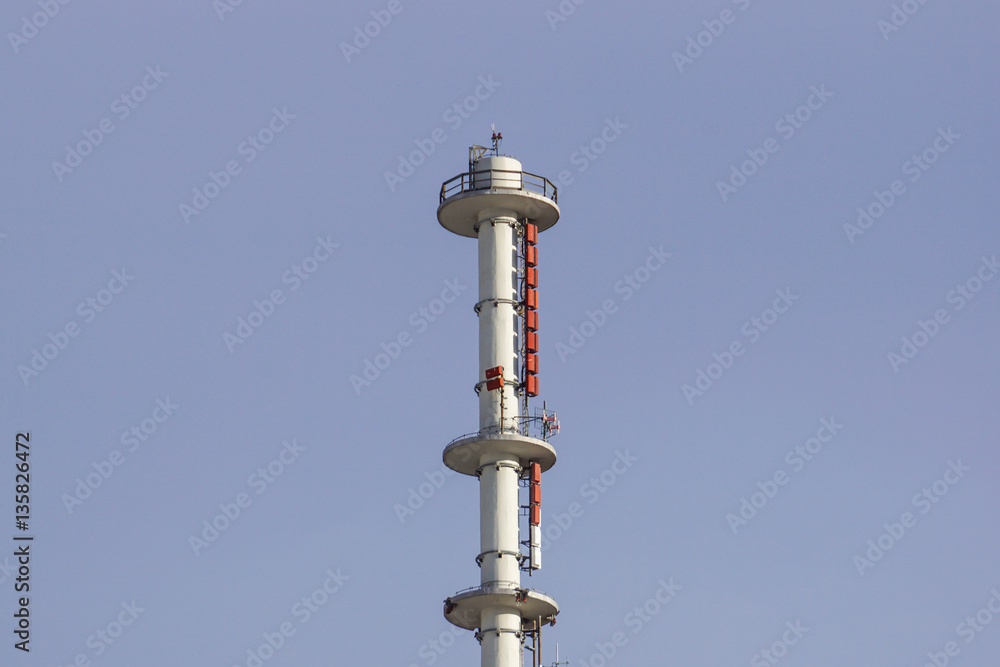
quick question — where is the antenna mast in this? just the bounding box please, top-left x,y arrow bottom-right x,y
437,134 -> 563,667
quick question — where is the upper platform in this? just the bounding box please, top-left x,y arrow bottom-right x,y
438,156 -> 560,238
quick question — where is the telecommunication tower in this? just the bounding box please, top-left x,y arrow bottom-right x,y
438,133 -> 562,667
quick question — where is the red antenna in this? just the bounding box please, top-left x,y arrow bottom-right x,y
485,365 -> 504,392
522,222 -> 539,402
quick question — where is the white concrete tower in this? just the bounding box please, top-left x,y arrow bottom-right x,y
438,139 -> 561,667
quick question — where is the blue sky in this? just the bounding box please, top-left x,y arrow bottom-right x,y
1,1 -> 998,665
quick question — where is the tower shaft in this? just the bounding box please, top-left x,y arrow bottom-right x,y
476,215 -> 519,432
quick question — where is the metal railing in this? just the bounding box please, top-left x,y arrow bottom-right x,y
440,168 -> 558,204
449,582 -> 546,597
446,413 -> 558,448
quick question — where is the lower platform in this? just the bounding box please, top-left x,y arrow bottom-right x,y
443,584 -> 559,631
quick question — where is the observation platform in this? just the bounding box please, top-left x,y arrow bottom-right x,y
437,156 -> 560,238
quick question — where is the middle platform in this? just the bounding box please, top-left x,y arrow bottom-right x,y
443,432 -> 557,477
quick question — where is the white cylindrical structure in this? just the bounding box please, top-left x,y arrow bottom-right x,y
479,457 -> 523,667
477,212 -> 520,432
477,202 -> 522,667
472,155 -> 523,190
479,455 -> 521,585
481,609 -> 523,667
